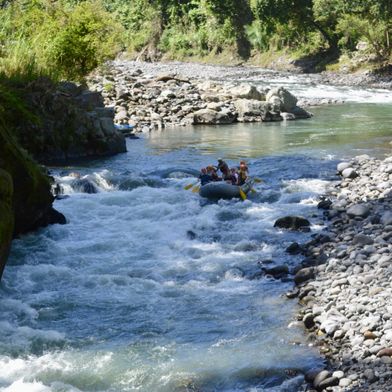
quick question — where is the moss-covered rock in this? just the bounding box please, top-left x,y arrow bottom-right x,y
0,122 -> 65,279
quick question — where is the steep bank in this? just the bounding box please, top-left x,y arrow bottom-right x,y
0,123 -> 65,280
10,78 -> 126,164
292,155 -> 392,391
0,78 -> 127,279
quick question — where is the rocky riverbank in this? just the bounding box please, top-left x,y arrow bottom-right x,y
11,78 -> 126,164
87,61 -> 313,134
291,154 -> 392,391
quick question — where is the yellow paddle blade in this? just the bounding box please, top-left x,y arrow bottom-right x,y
192,186 -> 200,193
239,188 -> 247,201
254,178 -> 263,183
250,188 -> 257,194
184,182 -> 197,190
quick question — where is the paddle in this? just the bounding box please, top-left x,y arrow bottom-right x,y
253,178 -> 263,183
239,188 -> 247,201
192,186 -> 200,193
184,182 -> 198,190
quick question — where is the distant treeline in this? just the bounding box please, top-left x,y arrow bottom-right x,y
0,0 -> 391,80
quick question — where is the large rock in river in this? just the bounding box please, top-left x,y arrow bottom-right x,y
193,109 -> 236,124
266,87 -> 298,112
233,99 -> 270,122
228,84 -> 265,101
274,216 -> 311,231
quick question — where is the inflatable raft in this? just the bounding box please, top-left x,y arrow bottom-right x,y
199,179 -> 254,200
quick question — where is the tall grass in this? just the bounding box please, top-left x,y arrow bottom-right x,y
0,0 -> 124,82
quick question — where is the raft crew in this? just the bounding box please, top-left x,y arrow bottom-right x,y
199,160 -> 249,186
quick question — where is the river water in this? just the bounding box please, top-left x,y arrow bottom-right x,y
1,80 -> 391,391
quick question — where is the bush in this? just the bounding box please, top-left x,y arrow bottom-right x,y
0,0 -> 124,81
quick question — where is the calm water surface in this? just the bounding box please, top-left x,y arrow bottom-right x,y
0,100 -> 391,392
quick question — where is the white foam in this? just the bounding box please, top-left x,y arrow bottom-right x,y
1,379 -> 51,392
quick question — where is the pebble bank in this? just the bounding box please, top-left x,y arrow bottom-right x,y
292,154 -> 392,391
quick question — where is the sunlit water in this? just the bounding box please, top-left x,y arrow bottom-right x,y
1,96 -> 391,391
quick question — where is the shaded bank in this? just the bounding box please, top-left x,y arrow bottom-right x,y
0,123 -> 65,280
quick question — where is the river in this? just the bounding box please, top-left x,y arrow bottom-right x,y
0,77 -> 391,391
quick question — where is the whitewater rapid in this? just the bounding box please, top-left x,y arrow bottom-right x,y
1,95 -> 391,391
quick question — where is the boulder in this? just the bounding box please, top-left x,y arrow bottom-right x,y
353,234 -> 374,245
317,377 -> 339,390
263,264 -> 289,277
193,109 -> 235,124
229,84 -> 264,100
381,211 -> 392,226
347,204 -> 370,218
303,313 -> 315,329
342,168 -> 358,179
289,106 -> 312,119
294,267 -> 315,284
313,370 -> 330,389
266,87 -> 298,112
233,99 -> 269,122
337,162 -> 351,173
71,178 -> 98,194
286,242 -> 303,255
274,216 -> 311,231
377,347 -> 392,357
75,91 -> 104,110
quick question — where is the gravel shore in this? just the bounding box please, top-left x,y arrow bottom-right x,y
292,154 -> 392,391
110,60 -> 392,90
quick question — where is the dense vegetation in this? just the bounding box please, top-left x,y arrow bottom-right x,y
0,0 -> 391,81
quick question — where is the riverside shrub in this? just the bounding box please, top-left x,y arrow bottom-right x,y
0,0 -> 124,81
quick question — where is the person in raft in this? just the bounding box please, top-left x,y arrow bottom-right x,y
199,168 -> 212,186
229,168 -> 239,185
206,166 -> 221,181
238,160 -> 249,185
216,158 -> 231,181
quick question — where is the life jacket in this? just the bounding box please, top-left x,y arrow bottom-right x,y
238,169 -> 247,185
230,172 -> 239,185
199,173 -> 212,186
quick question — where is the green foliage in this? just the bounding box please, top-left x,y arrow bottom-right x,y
0,0 -> 124,81
0,0 -> 390,71
245,21 -> 271,52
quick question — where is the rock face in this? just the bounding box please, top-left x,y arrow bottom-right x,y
13,78 -> 126,164
0,123 -> 65,279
